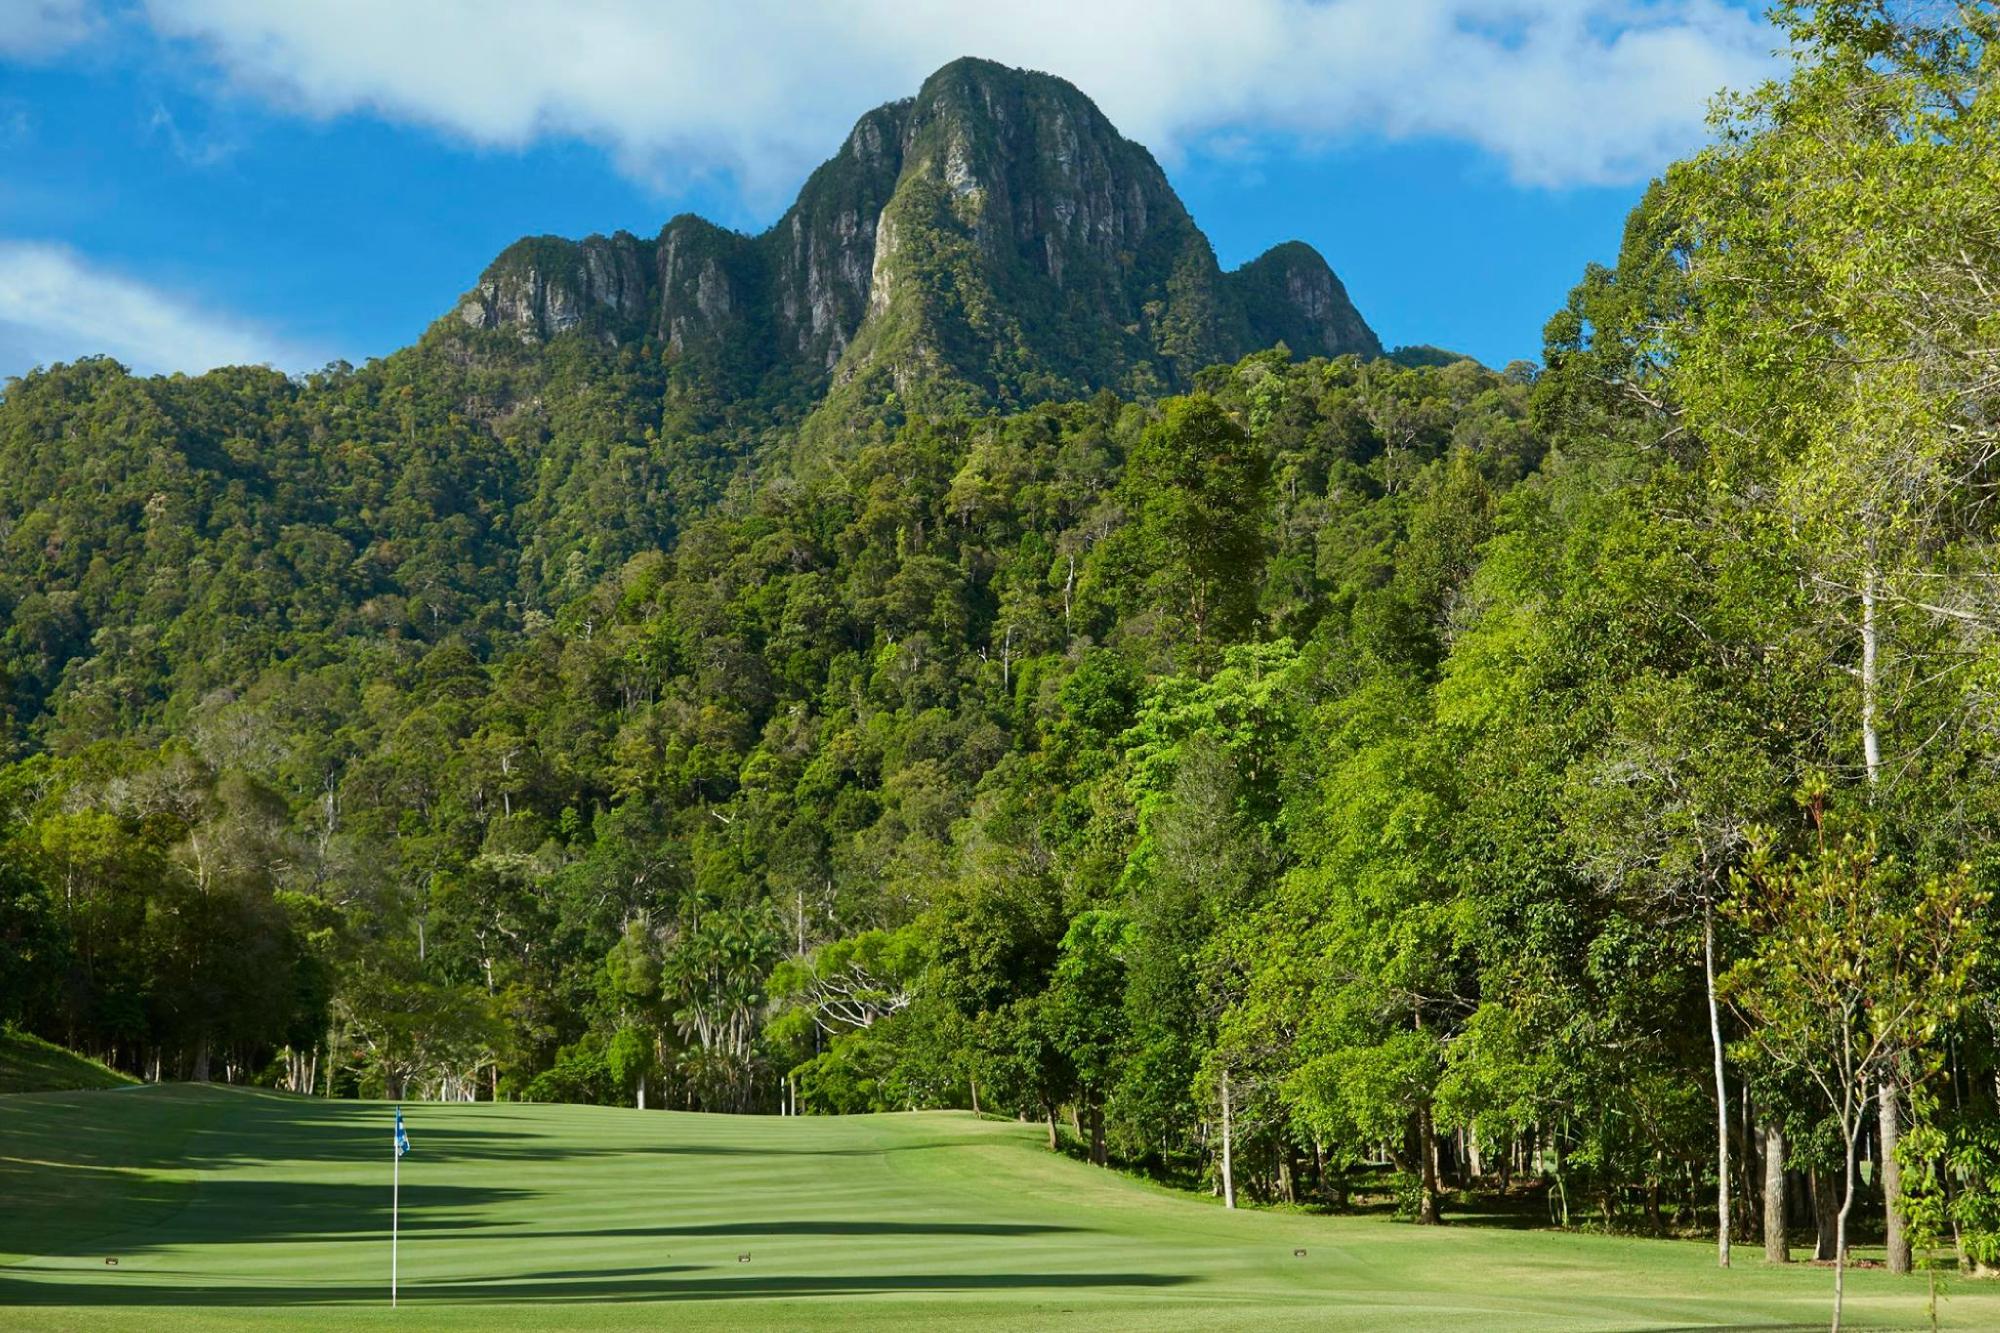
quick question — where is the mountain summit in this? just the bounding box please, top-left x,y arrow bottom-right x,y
450,58 -> 1380,417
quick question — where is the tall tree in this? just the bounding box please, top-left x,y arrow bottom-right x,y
1103,395 -> 1270,666
1726,819 -> 1988,1330
1671,2 -> 2000,1266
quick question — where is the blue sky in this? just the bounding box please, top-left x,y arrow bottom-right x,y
0,2 -> 1781,380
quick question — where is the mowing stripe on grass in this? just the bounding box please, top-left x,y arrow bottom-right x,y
0,1086 -> 1989,1330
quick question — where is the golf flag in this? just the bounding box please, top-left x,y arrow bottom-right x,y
391,1106 -> 408,1307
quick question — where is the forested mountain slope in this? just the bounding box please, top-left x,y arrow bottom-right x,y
0,57 -> 1379,741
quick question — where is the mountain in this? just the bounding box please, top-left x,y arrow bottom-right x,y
0,58 -> 1403,745
450,58 -> 1380,424
0,57 -> 1540,1145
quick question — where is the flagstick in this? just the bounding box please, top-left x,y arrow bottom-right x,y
391,1124 -> 400,1309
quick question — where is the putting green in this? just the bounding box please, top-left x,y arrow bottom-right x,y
0,1085 -> 1989,1329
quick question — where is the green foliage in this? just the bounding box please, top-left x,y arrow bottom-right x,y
1097,395 -> 1271,665
1726,818 -> 1989,1319
1046,908 -> 1132,1159
523,1034 -> 616,1105
1725,829 -> 1988,1088
17,31 -> 2000,1319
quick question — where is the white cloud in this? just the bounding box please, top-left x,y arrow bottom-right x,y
0,0 -> 96,57
130,0 -> 1777,196
0,241 -> 306,380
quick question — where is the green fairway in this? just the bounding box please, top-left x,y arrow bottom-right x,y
0,1086 -> 1988,1330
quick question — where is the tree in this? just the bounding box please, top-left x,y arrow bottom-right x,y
1725,817 -> 1988,1331
1274,677 -> 1465,1225
597,916 -> 660,1107
1568,671 -> 1789,1267
606,1025 -> 657,1109
660,900 -> 781,1111
1670,4 -> 2000,1264
0,839 -> 62,1029
1104,394 -> 1269,665
769,927 -> 921,1036
1046,909 -> 1132,1166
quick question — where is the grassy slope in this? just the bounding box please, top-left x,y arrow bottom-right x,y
0,1029 -> 138,1094
0,1086 -> 1989,1330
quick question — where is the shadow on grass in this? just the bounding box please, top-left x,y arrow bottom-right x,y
0,1268 -> 1191,1308
0,1085 -> 973,1194
1,1082 -> 1110,1312
467,1220 -> 1087,1241
0,1174 -> 538,1259
280,1219 -> 1091,1247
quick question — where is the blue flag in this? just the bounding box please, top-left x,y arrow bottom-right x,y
395,1107 -> 411,1158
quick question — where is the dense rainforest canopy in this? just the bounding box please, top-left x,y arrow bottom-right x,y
6,3 -> 2000,1317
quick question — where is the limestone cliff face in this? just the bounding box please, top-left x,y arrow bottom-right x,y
456,232 -> 653,343
1228,241 -> 1385,361
769,101 -> 908,372
831,58 -> 1248,411
652,216 -> 756,354
446,58 -> 1378,412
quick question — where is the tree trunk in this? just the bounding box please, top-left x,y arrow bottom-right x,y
1221,1070 -> 1236,1210
1703,902 -> 1731,1267
970,1076 -> 980,1118
191,1035 -> 211,1084
1764,1121 -> 1790,1264
1879,1077 -> 1910,1275
1417,1103 -> 1442,1225
1045,1103 -> 1059,1152
1835,1112 -> 1859,1332
1812,1169 -> 1840,1261
1738,1080 -> 1754,1243
1089,1097 -> 1106,1167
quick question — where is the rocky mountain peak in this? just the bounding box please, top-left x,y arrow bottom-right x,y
445,58 -> 1379,415
1230,241 -> 1384,361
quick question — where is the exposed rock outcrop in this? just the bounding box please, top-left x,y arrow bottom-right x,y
444,57 -> 1379,413
457,232 -> 653,343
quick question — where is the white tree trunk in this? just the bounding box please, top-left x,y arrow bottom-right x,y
1860,562 -> 1882,786
1859,563 -> 1908,1273
1704,903 -> 1732,1268
1835,1105 -> 1858,1332
1221,1069 -> 1236,1210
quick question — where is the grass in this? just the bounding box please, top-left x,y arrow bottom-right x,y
0,1029 -> 138,1094
1,1085 -> 1992,1330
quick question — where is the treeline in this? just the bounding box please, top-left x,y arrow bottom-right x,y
5,3 -> 2000,1318
0,344 -> 1532,1098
